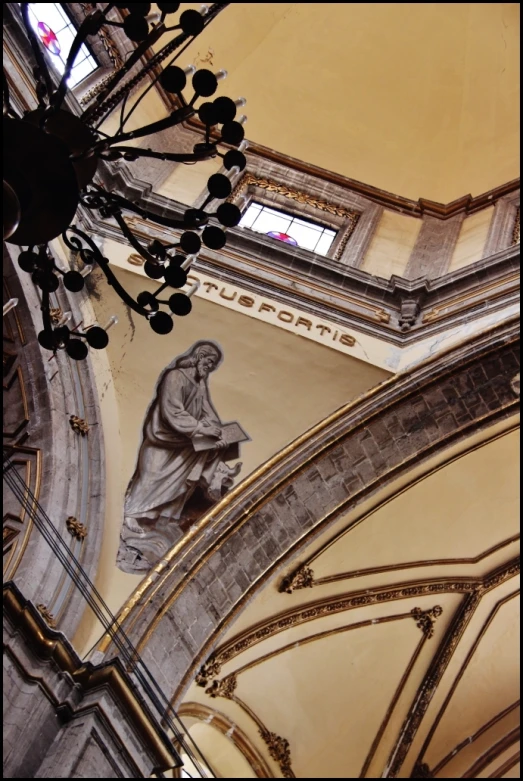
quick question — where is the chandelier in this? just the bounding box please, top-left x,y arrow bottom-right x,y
3,2 -> 248,360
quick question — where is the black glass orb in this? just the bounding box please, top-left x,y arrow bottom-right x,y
184,208 -> 206,228
119,3 -> 150,15
157,3 -> 180,13
169,293 -> 192,316
221,121 -> 245,146
137,291 -> 159,310
81,249 -> 96,264
180,9 -> 205,36
38,329 -> 57,351
179,231 -> 201,254
160,66 -> 186,94
202,225 -> 227,250
123,14 -> 149,42
164,263 -> 187,289
149,311 -> 173,335
192,69 -> 217,98
207,173 -> 232,200
18,250 -> 38,273
53,325 -> 71,346
198,101 -> 218,126
224,149 -> 246,171
85,326 -> 109,350
216,202 -> 241,228
66,339 -> 89,361
63,270 -> 85,292
147,239 -> 167,259
144,260 -> 165,279
213,96 -> 236,124
33,270 -> 60,293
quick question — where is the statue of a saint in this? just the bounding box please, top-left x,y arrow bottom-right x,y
117,341 -> 249,573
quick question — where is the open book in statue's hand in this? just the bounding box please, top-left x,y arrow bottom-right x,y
192,421 -> 250,453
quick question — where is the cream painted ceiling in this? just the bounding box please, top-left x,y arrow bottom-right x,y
180,421 -> 520,778
169,2 -> 520,203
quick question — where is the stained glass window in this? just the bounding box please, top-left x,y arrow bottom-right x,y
239,203 -> 337,256
20,3 -> 98,88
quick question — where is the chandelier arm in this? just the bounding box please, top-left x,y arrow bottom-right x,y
83,188 -> 191,230
106,146 -> 215,164
80,22 -> 172,125
112,212 -> 166,266
20,3 -> 54,105
51,13 -> 105,111
94,254 -> 152,318
83,2 -> 231,128
62,225 -> 150,317
118,35 -> 194,133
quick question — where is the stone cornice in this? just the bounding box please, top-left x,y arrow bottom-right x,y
3,581 -> 180,773
90,163 -> 520,345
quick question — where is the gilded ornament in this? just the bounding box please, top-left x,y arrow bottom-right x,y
260,729 -> 294,778
195,658 -> 222,687
49,307 -> 63,325
69,415 -> 89,436
411,605 -> 443,639
230,172 -> 359,224
510,372 -> 520,397
36,603 -> 56,628
127,253 -> 145,267
512,207 -> 520,245
66,516 -> 88,541
205,674 -> 237,700
279,565 -> 315,594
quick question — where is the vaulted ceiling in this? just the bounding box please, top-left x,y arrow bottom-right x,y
173,2 -> 520,202
179,423 -> 520,778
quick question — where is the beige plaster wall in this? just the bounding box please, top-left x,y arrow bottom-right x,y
449,207 -> 495,272
152,3 -> 520,202
75,266 -> 389,655
360,210 -> 422,279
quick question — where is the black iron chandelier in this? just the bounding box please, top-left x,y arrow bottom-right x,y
3,2 -> 248,360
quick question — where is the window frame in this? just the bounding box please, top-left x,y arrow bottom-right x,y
19,2 -> 99,88
239,200 -> 339,256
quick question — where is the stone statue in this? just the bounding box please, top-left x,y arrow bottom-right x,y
117,341 -> 249,573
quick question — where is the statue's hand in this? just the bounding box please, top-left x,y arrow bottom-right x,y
200,421 -> 221,438
214,439 -> 228,450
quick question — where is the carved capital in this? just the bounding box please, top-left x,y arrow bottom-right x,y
411,605 -> 443,639
260,729 -> 294,778
195,657 -> 222,687
279,565 -> 315,594
66,516 -> 88,541
69,416 -> 89,436
205,674 -> 237,700
36,603 -> 56,628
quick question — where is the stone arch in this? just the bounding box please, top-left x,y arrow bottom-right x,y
3,245 -> 106,638
99,319 -> 520,709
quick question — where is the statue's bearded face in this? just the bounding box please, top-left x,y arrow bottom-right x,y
196,352 -> 218,379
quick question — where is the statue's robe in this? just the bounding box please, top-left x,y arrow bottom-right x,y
124,368 -> 224,524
